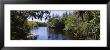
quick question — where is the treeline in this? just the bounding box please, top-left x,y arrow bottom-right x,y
11,10 -> 50,40
11,10 -> 100,40
27,21 -> 47,29
37,22 -> 47,26
47,10 -> 100,40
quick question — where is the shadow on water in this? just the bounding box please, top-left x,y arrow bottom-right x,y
48,28 -> 65,40
29,27 -> 73,40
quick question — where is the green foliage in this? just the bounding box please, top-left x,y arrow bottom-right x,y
11,15 -> 28,40
47,18 -> 59,28
27,21 -> 38,29
47,16 -> 65,29
11,10 -> 50,40
38,22 -> 47,26
11,10 -> 100,40
64,16 -> 77,31
63,10 -> 100,40
47,10 -> 100,40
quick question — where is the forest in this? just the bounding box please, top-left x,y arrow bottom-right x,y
11,10 -> 100,40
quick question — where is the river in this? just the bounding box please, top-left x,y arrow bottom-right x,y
30,27 -> 72,40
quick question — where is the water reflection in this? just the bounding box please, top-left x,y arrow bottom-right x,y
30,27 -> 72,40
48,28 -> 65,40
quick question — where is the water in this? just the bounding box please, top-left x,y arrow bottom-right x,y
30,27 -> 72,40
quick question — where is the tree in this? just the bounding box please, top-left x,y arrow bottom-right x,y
64,10 -> 100,40
11,10 -> 50,40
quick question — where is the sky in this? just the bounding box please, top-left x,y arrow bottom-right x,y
50,10 -> 67,16
27,10 -> 74,23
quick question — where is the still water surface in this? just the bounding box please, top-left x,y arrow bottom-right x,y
30,27 -> 72,40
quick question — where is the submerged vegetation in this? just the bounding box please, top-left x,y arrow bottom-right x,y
11,10 -> 100,40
